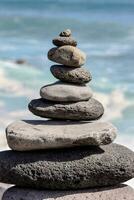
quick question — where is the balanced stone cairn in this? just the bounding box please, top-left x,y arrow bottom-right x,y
1,29 -> 134,200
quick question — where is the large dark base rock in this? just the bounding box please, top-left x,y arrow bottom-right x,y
2,185 -> 134,200
0,144 -> 134,189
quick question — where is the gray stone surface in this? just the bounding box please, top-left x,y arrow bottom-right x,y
50,65 -> 92,84
6,120 -> 117,151
28,98 -> 104,120
2,185 -> 134,200
0,144 -> 134,189
40,82 -> 92,102
59,29 -> 71,37
0,183 -> 11,200
48,46 -> 86,67
53,37 -> 77,47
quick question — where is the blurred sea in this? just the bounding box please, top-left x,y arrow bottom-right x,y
0,0 -> 134,185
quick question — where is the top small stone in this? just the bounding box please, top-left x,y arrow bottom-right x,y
59,29 -> 71,37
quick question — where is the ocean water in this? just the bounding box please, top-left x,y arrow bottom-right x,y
0,0 -> 134,186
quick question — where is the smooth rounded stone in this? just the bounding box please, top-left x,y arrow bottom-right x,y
28,98 -> 104,120
2,185 -> 134,200
50,65 -> 92,84
0,183 -> 11,200
53,37 -> 77,47
59,29 -> 71,37
0,144 -> 134,189
40,82 -> 92,102
6,120 -> 117,151
48,46 -> 86,67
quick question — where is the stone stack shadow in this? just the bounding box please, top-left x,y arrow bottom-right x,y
1,29 -> 134,199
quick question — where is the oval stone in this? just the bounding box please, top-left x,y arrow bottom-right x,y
48,46 -> 86,67
40,82 -> 92,102
0,144 -> 134,189
2,185 -> 134,200
28,98 -> 104,120
50,65 -> 92,84
6,120 -> 117,151
59,29 -> 71,37
53,37 -> 77,47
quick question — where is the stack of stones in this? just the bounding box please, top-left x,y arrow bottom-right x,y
1,29 -> 134,200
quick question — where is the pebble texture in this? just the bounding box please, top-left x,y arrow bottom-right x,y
59,29 -> 71,37
40,82 -> 92,102
53,37 -> 77,47
0,144 -> 134,189
50,65 -> 92,84
6,120 -> 117,151
2,185 -> 134,200
28,98 -> 104,120
48,46 -> 86,67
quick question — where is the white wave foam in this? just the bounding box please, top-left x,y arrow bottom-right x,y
0,60 -> 47,98
0,68 -> 34,97
0,109 -> 32,128
94,89 -> 131,121
0,60 -> 20,69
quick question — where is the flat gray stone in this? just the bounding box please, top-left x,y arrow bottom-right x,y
28,98 -> 104,120
53,37 -> 77,47
0,144 -> 134,189
2,185 -> 134,200
48,46 -> 86,67
59,29 -> 71,37
40,82 -> 92,102
6,120 -> 117,151
50,65 -> 92,84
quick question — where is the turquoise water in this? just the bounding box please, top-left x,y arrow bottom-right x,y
0,0 -> 134,147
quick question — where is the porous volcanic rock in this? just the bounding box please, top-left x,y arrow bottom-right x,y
0,144 -> 133,189
50,65 -> 92,84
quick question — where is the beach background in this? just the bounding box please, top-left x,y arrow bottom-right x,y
0,0 -> 134,187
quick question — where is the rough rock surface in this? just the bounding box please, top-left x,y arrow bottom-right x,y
59,29 -> 71,37
6,120 -> 117,151
53,37 -> 77,47
28,98 -> 104,120
48,46 -> 86,67
2,185 -> 134,200
0,144 -> 134,189
40,82 -> 92,102
50,65 -> 92,84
